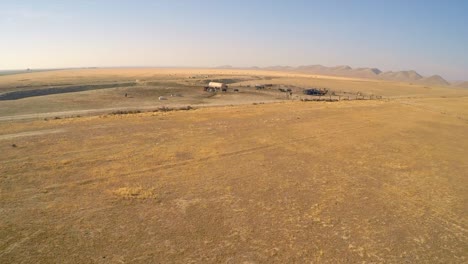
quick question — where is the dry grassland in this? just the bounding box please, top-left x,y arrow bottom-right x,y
0,69 -> 467,263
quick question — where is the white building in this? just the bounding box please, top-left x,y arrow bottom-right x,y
208,82 -> 227,89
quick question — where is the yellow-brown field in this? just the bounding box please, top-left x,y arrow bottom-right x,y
1,69 -> 467,263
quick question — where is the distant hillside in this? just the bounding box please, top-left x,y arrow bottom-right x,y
417,75 -> 450,86
356,67 -> 382,75
214,65 -> 233,69
380,70 -> 423,82
260,65 -> 452,86
263,65 -> 295,71
294,65 -> 382,79
453,81 -> 468,88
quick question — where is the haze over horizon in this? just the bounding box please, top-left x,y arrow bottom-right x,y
1,0 -> 467,81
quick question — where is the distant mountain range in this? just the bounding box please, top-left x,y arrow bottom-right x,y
215,65 -> 462,87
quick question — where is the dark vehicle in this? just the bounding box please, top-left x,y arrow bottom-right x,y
303,88 -> 328,96
203,86 -> 218,92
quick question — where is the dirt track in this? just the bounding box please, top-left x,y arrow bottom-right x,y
1,98 -> 467,263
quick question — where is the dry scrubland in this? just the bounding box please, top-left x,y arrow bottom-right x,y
1,68 -> 468,263
0,68 -> 464,119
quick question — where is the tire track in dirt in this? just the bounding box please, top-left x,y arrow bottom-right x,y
2,119 -> 369,198
14,120 -> 376,194
397,100 -> 468,123
0,129 -> 66,140
380,182 -> 467,240
279,109 -> 468,243
4,103 -> 466,244
2,104 -> 466,261
0,230 -> 43,258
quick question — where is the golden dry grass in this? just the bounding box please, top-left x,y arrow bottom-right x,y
113,187 -> 159,200
0,69 -> 467,263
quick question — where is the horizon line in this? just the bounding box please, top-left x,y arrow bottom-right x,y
0,65 -> 466,82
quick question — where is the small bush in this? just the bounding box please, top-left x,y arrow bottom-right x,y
152,106 -> 193,112
110,110 -> 141,115
158,106 -> 171,112
178,106 -> 192,111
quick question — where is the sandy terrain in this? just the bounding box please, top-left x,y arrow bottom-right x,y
1,69 -> 467,263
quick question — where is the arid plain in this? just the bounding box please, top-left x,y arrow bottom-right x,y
1,68 -> 467,263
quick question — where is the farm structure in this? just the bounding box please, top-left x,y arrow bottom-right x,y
204,82 -> 228,92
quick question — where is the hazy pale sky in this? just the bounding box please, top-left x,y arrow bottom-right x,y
1,0 -> 467,80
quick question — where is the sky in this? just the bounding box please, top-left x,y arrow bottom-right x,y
1,0 -> 467,80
